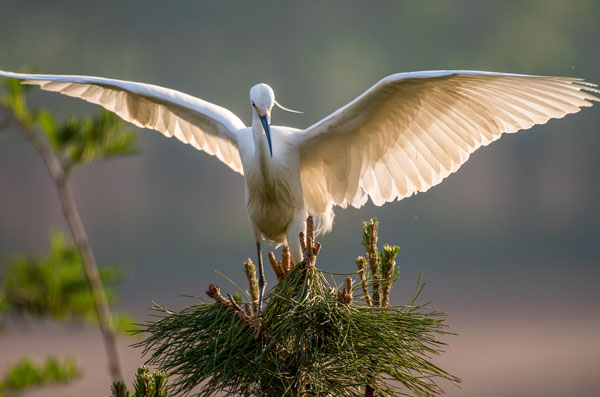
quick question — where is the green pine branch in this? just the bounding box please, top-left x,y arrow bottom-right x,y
133,218 -> 459,396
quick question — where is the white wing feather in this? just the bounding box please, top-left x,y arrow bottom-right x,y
0,70 -> 246,174
294,70 -> 599,232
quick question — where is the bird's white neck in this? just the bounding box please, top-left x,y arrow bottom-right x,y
252,112 -> 272,175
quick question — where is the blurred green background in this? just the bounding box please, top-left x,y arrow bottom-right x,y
0,1 -> 599,395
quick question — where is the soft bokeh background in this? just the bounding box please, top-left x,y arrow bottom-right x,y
1,1 -> 599,395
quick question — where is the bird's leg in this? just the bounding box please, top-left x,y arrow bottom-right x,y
287,235 -> 302,265
256,241 -> 266,317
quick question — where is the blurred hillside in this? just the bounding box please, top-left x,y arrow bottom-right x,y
0,1 -> 599,395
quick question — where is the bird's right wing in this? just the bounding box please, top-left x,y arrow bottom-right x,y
0,70 -> 246,174
293,70 -> 599,221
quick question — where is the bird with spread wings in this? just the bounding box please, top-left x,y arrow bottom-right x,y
1,69 -> 597,314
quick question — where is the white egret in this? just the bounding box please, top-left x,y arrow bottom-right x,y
1,69 -> 598,315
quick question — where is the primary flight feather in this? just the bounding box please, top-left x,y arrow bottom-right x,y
1,69 -> 597,314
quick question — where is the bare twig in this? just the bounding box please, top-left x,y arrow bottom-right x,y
15,118 -> 122,380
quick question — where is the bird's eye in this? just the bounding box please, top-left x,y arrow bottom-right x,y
252,101 -> 256,107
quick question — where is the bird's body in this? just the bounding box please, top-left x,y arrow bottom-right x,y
242,125 -> 303,243
1,68 -> 598,314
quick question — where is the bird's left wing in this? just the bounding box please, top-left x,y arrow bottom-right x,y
293,70 -> 599,218
0,70 -> 246,174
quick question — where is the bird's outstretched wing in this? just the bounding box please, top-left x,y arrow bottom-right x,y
294,70 -> 599,217
0,70 -> 246,174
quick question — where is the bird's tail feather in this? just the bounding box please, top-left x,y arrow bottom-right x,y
310,207 -> 335,236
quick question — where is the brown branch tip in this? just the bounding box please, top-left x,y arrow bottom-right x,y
336,276 -> 354,306
300,216 -> 321,269
356,256 -> 372,307
205,284 -> 273,341
243,259 -> 259,315
269,244 -> 293,284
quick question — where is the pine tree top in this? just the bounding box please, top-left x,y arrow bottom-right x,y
134,217 -> 459,396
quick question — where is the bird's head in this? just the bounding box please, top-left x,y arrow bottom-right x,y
250,83 -> 275,157
250,84 -> 302,158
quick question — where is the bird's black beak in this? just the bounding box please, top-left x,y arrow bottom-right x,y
259,113 -> 273,158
